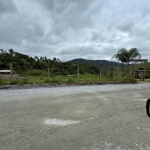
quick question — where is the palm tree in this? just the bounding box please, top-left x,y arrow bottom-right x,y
112,48 -> 127,77
112,48 -> 127,62
112,48 -> 141,64
128,48 -> 141,62
112,48 -> 141,78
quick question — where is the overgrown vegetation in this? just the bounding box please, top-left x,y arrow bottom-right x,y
0,71 -> 137,86
0,49 -> 101,76
0,48 -> 148,86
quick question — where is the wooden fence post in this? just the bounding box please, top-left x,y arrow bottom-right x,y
122,62 -> 123,78
143,61 -> 147,81
132,63 -> 134,78
99,63 -> 102,80
110,67 -> 113,79
77,61 -> 79,82
117,63 -> 119,78
48,59 -> 50,82
10,62 -> 13,80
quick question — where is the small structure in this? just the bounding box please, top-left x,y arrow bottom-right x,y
0,70 -> 19,79
135,70 -> 150,79
0,70 -> 11,79
0,70 -> 11,75
129,59 -> 148,81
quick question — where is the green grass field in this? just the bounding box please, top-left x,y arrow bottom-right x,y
0,62 -> 150,86
0,73 -> 136,86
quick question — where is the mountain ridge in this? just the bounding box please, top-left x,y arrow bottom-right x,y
67,58 -> 121,68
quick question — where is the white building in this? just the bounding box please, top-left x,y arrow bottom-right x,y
0,70 -> 11,75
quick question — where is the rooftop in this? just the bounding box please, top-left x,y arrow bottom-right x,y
0,70 -> 11,72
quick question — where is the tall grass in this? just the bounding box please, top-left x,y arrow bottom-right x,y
0,76 -> 7,85
0,69 -> 140,86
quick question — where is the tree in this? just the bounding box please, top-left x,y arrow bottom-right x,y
9,49 -> 15,57
112,48 -> 141,64
128,48 -> 141,62
112,48 -> 141,77
34,56 -> 39,61
112,48 -> 127,63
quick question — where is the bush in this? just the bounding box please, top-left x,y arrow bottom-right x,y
10,79 -> 19,85
50,78 -> 59,83
0,76 -> 6,85
66,77 -> 75,83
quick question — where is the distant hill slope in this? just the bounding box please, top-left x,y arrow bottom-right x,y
133,62 -> 150,70
67,58 -> 121,68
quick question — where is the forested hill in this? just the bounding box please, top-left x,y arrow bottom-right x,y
0,49 -> 148,78
0,49 -> 103,75
0,49 -> 60,71
67,58 -> 121,68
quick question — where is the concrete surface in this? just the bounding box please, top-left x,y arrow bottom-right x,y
0,83 -> 150,150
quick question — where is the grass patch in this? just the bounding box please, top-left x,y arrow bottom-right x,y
0,76 -> 7,85
0,72 -> 144,86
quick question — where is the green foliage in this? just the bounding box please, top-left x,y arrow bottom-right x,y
0,49 -> 101,77
133,62 -> 150,70
0,49 -> 59,71
50,77 -> 59,83
66,77 -> 75,83
68,58 -> 120,68
0,76 -> 6,85
0,48 -> 149,86
121,77 -> 137,83
112,48 -> 141,64
21,70 -> 46,76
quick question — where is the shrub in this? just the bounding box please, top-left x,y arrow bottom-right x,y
66,77 -> 75,83
0,76 -> 6,85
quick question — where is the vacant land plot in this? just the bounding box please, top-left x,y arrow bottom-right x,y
0,83 -> 150,150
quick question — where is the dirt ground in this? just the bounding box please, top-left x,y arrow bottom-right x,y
0,83 -> 150,150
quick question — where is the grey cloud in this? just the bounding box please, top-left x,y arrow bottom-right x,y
1,0 -> 150,61
116,19 -> 134,33
58,43 -> 117,61
0,18 -> 44,46
59,42 -> 115,57
35,0 -> 95,30
0,0 -> 17,14
91,31 -> 106,42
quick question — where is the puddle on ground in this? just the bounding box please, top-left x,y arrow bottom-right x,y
44,118 -> 80,126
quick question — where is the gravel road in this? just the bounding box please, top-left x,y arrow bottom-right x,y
0,83 -> 150,150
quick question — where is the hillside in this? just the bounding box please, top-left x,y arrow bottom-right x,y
67,58 -> 121,68
133,62 -> 150,70
0,49 -> 101,76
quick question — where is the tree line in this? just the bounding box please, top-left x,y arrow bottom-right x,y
0,49 -> 100,76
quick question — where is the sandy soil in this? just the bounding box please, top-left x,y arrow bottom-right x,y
0,83 -> 150,150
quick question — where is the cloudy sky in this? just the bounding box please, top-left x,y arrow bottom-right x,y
0,0 -> 150,61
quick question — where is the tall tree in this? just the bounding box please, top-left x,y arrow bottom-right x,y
112,48 -> 141,77
111,48 -> 127,77
128,48 -> 141,62
112,48 -> 141,64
